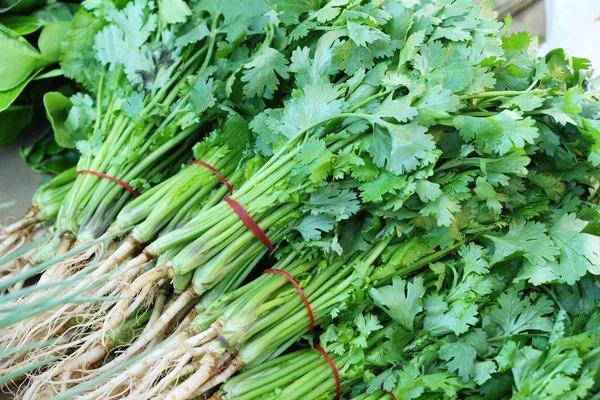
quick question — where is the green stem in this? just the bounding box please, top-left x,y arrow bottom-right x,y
458,89 -> 546,100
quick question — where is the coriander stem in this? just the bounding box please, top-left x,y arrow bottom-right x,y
459,89 -> 546,100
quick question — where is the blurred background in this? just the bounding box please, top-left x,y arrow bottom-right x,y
1,0 -> 599,222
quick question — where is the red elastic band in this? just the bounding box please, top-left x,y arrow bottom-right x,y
190,160 -> 233,193
77,170 -> 139,197
314,344 -> 341,400
387,392 -> 398,400
263,269 -> 314,331
223,196 -> 274,251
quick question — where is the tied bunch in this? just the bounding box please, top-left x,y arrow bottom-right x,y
0,0 -> 600,399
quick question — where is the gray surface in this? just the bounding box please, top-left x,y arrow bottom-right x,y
0,136 -> 43,224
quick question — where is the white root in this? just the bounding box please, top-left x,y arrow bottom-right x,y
138,352 -> 194,398
0,243 -> 148,368
141,289 -> 168,335
2,213 -> 38,236
77,333 -> 196,400
20,284 -> 165,393
196,358 -> 244,395
0,245 -> 37,277
102,266 -> 175,338
98,293 -> 205,376
0,233 -> 20,257
164,346 -> 223,400
78,320 -> 222,399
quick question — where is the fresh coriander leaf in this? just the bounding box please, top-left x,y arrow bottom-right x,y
241,48 -> 289,98
454,110 -> 539,155
487,289 -> 554,336
369,276 -> 425,331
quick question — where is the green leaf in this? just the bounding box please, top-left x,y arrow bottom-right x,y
399,30 -> 425,66
122,92 -> 144,119
374,93 -> 417,123
487,289 -> 554,336
474,361 -> 497,385
43,91 -> 73,148
354,313 -> 382,337
369,276 -> 425,331
484,220 -> 559,266
0,68 -> 41,113
579,118 -> 600,167
159,0 -> 191,24
0,2 -> 75,35
415,180 -> 442,202
369,121 -> 437,175
347,20 -> 389,47
280,83 -> 344,137
423,294 -> 478,336
302,186 -> 360,221
414,86 -> 461,126
241,48 -> 289,98
499,92 -> 545,112
420,194 -> 461,227
189,77 -> 215,114
38,21 -> 71,63
20,129 -> 79,174
454,110 -> 539,155
0,25 -> 47,91
295,214 -> 334,241
439,341 -> 476,382
359,171 -> 408,203
0,0 -> 44,14
0,105 -> 32,146
548,213 -> 600,284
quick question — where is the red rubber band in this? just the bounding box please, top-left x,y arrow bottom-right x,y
314,344 -> 341,400
263,268 -> 314,331
387,392 -> 398,400
77,170 -> 139,197
190,160 -> 233,193
223,196 -> 274,251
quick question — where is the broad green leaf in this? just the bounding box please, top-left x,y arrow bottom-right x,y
0,67 -> 41,112
0,15 -> 45,35
43,91 -> 73,148
0,105 -> 32,146
0,2 -> 75,34
0,25 -> 50,91
19,129 -> 79,174
38,21 -> 71,62
0,0 -> 44,14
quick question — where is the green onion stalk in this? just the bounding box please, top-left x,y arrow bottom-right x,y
15,116 -> 250,309
47,0 -> 283,254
